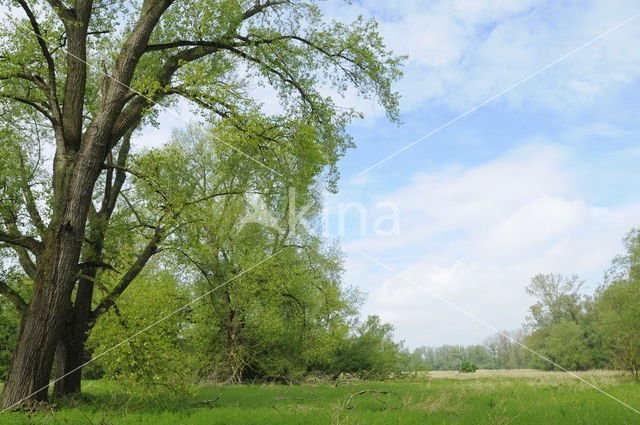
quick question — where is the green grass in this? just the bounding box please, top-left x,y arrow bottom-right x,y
3,372 -> 640,424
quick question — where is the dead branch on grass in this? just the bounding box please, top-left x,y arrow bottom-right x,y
343,390 -> 401,410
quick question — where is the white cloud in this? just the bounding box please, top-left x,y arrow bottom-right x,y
322,0 -> 640,116
345,144 -> 640,347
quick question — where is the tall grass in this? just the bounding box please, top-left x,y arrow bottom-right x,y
3,371 -> 640,424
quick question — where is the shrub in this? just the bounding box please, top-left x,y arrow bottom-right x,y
459,361 -> 478,373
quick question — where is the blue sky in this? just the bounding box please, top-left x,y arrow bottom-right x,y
138,0 -> 640,347
319,0 -> 640,347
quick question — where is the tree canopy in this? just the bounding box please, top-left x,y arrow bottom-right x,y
0,0 -> 403,408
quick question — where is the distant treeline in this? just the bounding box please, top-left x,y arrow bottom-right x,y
407,330 -> 529,371
406,228 -> 640,378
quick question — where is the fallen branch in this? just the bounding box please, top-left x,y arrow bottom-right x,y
344,390 -> 401,410
201,393 -> 222,405
274,396 -> 306,401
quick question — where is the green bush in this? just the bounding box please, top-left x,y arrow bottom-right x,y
459,361 -> 478,373
330,315 -> 409,379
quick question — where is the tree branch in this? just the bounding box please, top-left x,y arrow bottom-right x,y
0,230 -> 42,256
163,86 -> 231,118
242,1 -> 289,20
213,44 -> 317,109
91,225 -> 165,321
105,132 -> 132,213
0,279 -> 27,314
14,0 -> 62,133
0,73 -> 49,93
0,93 -> 53,122
15,0 -> 57,87
16,151 -> 46,239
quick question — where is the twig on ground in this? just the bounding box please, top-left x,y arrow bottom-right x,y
201,393 -> 223,405
344,390 -> 401,410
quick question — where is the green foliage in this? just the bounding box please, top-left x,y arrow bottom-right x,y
0,297 -> 19,380
87,268 -> 196,398
187,241 -> 359,383
526,274 -> 585,329
524,274 -> 596,371
330,315 -> 409,379
458,361 -> 477,373
594,228 -> 640,380
408,343 -> 501,371
595,280 -> 640,380
0,266 -> 30,380
525,320 -> 594,371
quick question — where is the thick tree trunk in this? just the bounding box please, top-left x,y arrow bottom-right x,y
1,153 -> 101,409
53,272 -> 97,397
0,240 -> 82,408
1,1 -> 174,408
53,329 -> 89,397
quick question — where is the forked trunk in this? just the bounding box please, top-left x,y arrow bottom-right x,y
53,277 -> 96,398
1,148 -> 100,408
0,239 -> 81,408
53,333 -> 87,397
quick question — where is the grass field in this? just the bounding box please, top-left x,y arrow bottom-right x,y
3,370 -> 640,424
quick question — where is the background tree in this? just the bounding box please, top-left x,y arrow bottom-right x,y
524,274 -> 595,370
0,0 -> 402,407
594,228 -> 640,380
483,329 -> 530,370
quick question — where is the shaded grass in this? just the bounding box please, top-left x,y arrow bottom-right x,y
3,371 -> 640,424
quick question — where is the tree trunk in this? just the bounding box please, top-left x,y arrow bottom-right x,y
52,309 -> 92,397
53,338 -> 84,397
53,226 -> 103,398
1,153 -> 101,408
0,1 -> 179,408
0,242 -> 81,407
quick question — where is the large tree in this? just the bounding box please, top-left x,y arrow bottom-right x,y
0,0 -> 401,407
524,274 -> 594,370
595,228 -> 640,380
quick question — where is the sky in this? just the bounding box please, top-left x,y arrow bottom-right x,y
137,0 -> 640,348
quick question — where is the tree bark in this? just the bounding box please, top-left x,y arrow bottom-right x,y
53,333 -> 87,397
1,231 -> 86,407
52,282 -> 94,397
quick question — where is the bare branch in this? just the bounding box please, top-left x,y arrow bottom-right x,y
344,390 -> 400,410
163,86 -> 231,118
146,40 -> 227,52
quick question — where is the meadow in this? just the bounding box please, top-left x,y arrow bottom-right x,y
3,370 -> 639,425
